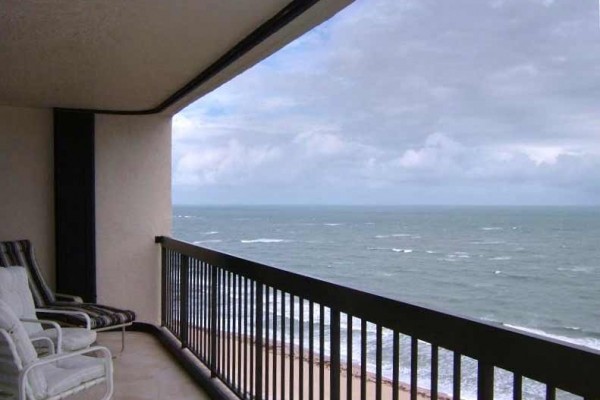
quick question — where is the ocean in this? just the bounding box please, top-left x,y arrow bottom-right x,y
173,205 -> 600,399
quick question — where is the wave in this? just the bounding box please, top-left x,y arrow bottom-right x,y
241,238 -> 290,243
489,256 -> 511,261
193,239 -> 222,244
503,324 -> 600,351
202,231 -> 219,235
471,240 -> 505,245
392,248 -> 413,253
375,233 -> 420,239
481,227 -> 503,231
324,223 -> 343,226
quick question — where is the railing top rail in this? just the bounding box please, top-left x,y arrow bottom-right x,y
156,235 -> 600,398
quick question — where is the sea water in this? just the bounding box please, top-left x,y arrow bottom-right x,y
173,205 -> 600,399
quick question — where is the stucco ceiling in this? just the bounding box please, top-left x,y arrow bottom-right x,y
0,0 -> 351,114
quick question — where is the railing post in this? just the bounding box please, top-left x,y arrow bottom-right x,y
255,283 -> 264,400
478,361 -> 494,400
180,254 -> 189,348
330,309 -> 341,400
210,265 -> 218,377
160,244 -> 166,327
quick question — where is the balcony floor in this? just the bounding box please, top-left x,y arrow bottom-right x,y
72,331 -> 210,400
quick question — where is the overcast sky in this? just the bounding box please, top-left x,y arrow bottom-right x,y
173,0 -> 600,206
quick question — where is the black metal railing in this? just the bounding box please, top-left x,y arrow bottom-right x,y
156,236 -> 600,400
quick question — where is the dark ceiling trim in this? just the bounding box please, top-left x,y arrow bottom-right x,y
57,0 -> 320,116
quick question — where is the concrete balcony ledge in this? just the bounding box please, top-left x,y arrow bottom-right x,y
71,330 -> 211,400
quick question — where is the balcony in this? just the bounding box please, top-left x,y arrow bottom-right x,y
150,236 -> 600,400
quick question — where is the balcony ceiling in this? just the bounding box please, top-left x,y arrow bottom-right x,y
0,0 -> 351,114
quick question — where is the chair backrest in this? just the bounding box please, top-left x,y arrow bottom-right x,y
0,299 -> 47,398
0,240 -> 56,307
0,267 -> 43,335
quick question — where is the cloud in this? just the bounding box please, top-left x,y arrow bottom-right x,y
172,0 -> 600,205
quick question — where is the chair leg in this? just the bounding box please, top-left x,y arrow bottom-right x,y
120,326 -> 126,353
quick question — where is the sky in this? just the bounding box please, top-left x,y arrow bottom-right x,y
172,0 -> 600,206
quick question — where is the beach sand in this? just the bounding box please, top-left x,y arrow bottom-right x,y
185,328 -> 451,400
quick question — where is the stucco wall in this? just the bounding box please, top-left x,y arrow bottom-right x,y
95,114 -> 172,324
0,105 -> 55,287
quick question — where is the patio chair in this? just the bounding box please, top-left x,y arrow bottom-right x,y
0,266 -> 97,354
0,240 -> 135,352
0,299 -> 113,400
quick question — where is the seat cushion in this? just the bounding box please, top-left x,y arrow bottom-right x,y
0,267 -> 42,335
39,355 -> 106,398
38,303 -> 136,329
30,328 -> 97,352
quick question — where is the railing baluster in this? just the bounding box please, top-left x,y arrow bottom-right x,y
546,386 -> 556,400
251,280 -> 255,398
281,291 -> 286,400
478,361 -> 494,400
218,268 -> 223,374
227,271 -> 232,385
309,301 -> 314,400
273,289 -> 278,400
180,255 -> 189,348
331,309 -> 341,400
512,373 -> 522,400
210,265 -> 218,377
376,324 -> 382,400
244,277 -> 249,397
392,331 -> 399,400
290,295 -> 295,400
411,337 -> 418,400
319,304 -> 325,400
431,345 -> 439,400
265,286 -> 270,400
361,319 -> 367,400
453,352 -> 461,400
238,275 -> 243,393
347,314 -> 353,400
299,298 -> 304,400
256,283 -> 264,400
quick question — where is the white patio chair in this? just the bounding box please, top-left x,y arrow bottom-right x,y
0,267 -> 96,354
0,299 -> 113,400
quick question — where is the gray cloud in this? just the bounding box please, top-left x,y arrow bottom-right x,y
173,0 -> 600,205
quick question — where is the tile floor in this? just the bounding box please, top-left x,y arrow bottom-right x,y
72,331 -> 211,400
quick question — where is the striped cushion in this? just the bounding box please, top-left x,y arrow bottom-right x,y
0,240 -> 136,330
38,303 -> 135,329
0,241 -> 55,307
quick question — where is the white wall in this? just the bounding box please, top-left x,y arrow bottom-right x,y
0,105 -> 55,286
95,114 -> 172,324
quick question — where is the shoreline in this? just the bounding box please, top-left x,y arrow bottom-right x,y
186,326 -> 451,400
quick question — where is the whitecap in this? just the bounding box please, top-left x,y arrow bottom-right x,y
426,250 -> 437,254
324,223 -> 342,226
494,270 -> 502,275
392,248 -> 413,253
489,256 -> 511,261
503,324 -> 600,351
193,239 -> 222,244
391,233 -> 411,237
481,227 -> 503,231
202,231 -> 219,235
241,238 -> 290,243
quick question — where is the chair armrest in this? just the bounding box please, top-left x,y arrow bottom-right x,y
36,308 -> 92,330
55,293 -> 84,303
19,345 -> 113,399
0,329 -> 21,365
30,336 -> 56,355
20,318 -> 63,354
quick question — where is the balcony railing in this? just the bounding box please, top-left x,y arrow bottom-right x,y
155,236 -> 600,400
